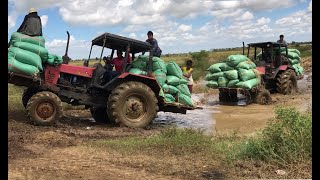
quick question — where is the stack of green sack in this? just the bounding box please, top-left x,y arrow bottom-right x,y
257,48 -> 304,76
205,54 -> 261,90
129,55 -> 193,107
281,48 -> 304,76
8,32 -> 63,77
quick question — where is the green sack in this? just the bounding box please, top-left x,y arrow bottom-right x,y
207,63 -> 223,73
288,48 -> 301,56
159,88 -> 165,98
238,68 -> 257,81
176,84 -> 191,96
224,70 -> 238,80
236,78 -> 260,89
162,83 -> 179,95
207,62 -> 233,73
152,57 -> 167,73
131,55 -> 148,70
46,54 -> 63,66
129,68 -> 147,75
8,57 -> 39,76
177,93 -> 193,107
8,47 -> 43,70
166,75 -> 188,86
284,51 -> 300,59
153,69 -> 167,86
204,72 -> 224,81
218,76 -> 229,87
288,58 -> 301,65
166,61 -> 183,78
292,64 -> 304,76
227,54 -> 249,67
206,81 -> 218,88
9,32 -> 45,47
13,41 -> 48,62
235,60 -> 256,70
227,79 -> 240,88
164,93 -> 176,103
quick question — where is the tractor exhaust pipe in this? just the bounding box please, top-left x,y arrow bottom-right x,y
62,31 -> 71,64
242,42 -> 245,55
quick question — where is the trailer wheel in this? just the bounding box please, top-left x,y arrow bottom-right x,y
90,107 -> 111,124
26,91 -> 63,126
255,89 -> 272,105
22,87 -> 38,108
107,81 -> 158,128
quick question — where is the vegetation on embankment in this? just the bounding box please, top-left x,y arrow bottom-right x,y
90,106 -> 311,179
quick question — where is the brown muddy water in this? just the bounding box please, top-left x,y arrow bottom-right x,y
154,73 -> 311,135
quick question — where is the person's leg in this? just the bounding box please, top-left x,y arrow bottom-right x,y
188,85 -> 193,94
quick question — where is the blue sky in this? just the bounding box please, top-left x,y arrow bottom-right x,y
8,0 -> 312,59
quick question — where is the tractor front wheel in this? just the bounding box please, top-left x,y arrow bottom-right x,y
22,87 -> 38,108
276,69 -> 297,95
26,91 -> 63,126
107,81 -> 158,128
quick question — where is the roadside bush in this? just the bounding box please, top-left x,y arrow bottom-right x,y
189,50 -> 211,81
240,107 -> 312,164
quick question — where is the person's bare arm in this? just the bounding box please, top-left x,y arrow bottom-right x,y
183,69 -> 193,78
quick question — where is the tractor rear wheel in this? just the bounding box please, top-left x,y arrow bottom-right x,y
22,87 -> 38,108
26,91 -> 63,126
107,81 -> 158,128
90,107 -> 111,124
255,89 -> 272,105
276,69 -> 297,95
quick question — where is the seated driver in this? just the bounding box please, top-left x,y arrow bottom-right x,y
103,50 -> 131,82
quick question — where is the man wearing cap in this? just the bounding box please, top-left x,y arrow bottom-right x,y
17,8 -> 43,36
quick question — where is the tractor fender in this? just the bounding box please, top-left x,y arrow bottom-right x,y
106,73 -> 161,98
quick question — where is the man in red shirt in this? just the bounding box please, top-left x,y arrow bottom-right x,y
110,50 -> 131,72
102,50 -> 131,83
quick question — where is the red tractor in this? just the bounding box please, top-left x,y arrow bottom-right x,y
246,42 -> 303,94
8,32 -> 196,128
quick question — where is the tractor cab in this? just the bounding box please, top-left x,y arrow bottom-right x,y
83,33 -> 153,84
246,42 -> 289,79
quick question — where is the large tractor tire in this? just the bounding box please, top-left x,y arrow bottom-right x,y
107,81 -> 158,128
26,91 -> 63,126
22,87 -> 38,108
276,69 -> 297,95
90,107 -> 111,124
255,89 -> 272,105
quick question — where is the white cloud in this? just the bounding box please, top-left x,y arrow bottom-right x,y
257,17 -> 271,25
178,24 -> 192,32
236,11 -> 254,21
8,15 -> 16,32
129,33 -> 137,39
40,15 -> 48,27
308,0 -> 312,11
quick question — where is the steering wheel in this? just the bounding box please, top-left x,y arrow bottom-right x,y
103,55 -> 114,71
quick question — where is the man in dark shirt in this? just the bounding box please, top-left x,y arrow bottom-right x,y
17,8 -> 43,36
146,31 -> 162,57
277,35 -> 287,45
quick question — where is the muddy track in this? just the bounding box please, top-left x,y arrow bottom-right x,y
8,64 -> 312,179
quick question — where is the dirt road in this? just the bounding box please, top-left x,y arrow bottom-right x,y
8,70 -> 311,179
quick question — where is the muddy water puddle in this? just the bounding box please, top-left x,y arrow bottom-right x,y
154,107 -> 217,134
155,104 -> 274,135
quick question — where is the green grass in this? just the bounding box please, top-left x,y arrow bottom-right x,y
102,128 -> 218,156
239,106 -> 312,165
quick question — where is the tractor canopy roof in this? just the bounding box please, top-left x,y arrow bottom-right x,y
91,32 -> 152,54
247,42 -> 287,48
